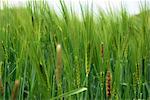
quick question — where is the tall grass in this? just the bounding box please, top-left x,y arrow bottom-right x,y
0,1 -> 150,99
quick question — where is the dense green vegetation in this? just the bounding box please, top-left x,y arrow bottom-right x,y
0,1 -> 150,100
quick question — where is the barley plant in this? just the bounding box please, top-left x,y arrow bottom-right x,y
0,0 -> 150,100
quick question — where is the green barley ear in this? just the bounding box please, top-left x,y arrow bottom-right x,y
85,60 -> 90,77
55,44 -> 62,95
136,63 -> 140,83
85,58 -> 90,77
134,63 -> 140,98
85,42 -> 90,77
100,71 -> 104,93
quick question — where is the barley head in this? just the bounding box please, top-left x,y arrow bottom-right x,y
106,65 -> 111,98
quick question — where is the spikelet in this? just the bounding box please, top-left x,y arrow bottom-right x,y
11,80 -> 20,100
112,83 -> 118,100
55,44 -> 62,95
86,65 -> 90,77
85,42 -> 90,77
133,63 -> 140,98
100,71 -> 104,91
106,65 -> 111,97
85,52 -> 90,77
135,63 -> 140,83
76,67 -> 80,88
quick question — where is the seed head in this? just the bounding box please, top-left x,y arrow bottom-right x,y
55,44 -> 62,86
56,44 -> 62,68
55,44 -> 63,96
106,68 -> 111,97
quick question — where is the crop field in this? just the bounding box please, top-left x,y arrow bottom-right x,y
0,1 -> 150,100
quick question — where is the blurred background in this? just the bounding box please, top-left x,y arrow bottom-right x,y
0,0 -> 150,15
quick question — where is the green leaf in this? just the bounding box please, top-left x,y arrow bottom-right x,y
51,87 -> 87,100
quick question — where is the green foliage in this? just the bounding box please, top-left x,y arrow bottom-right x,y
0,1 -> 150,99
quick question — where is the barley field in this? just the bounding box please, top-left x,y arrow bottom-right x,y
0,1 -> 150,100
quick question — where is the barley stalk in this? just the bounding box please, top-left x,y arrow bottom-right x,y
101,42 -> 104,64
75,56 -> 80,88
136,63 -> 140,83
0,62 -> 3,96
11,80 -> 20,100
